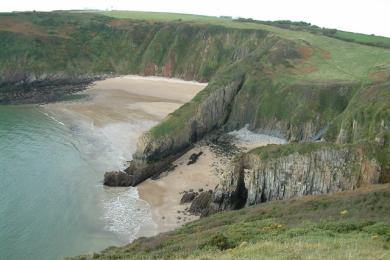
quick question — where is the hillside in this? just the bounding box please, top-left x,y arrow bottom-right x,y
73,184 -> 390,259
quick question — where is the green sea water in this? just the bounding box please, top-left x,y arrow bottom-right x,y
0,105 -> 154,259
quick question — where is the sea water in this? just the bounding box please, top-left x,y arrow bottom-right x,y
0,105 -> 155,260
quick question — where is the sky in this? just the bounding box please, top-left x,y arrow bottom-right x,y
1,0 -> 389,37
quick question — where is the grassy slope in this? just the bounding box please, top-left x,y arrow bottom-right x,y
75,184 -> 390,259
2,10 -> 389,85
98,10 -> 390,82
334,30 -> 390,46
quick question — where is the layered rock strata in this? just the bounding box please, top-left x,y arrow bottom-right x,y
209,144 -> 381,213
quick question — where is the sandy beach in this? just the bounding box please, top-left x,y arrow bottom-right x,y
138,145 -> 220,233
45,75 -> 206,127
43,76 -> 214,238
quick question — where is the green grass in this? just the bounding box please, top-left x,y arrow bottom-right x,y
250,142 -> 341,160
325,82 -> 390,147
74,184 -> 390,259
334,30 -> 390,47
149,66 -> 245,137
95,10 -> 230,24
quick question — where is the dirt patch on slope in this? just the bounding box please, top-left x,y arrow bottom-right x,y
297,46 -> 314,59
369,70 -> 390,82
319,48 -> 332,59
0,16 -> 45,36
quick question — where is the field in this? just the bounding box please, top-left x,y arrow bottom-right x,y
334,30 -> 390,47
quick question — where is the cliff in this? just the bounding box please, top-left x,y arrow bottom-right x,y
0,11 -> 268,103
121,73 -> 245,185
209,142 -> 383,212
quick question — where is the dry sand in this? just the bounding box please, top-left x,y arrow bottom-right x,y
138,146 -> 219,233
45,75 -> 206,126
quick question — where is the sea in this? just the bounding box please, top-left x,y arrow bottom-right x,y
0,105 -> 156,260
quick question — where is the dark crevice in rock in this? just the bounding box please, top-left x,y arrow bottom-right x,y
221,74 -> 246,126
233,169 -> 248,209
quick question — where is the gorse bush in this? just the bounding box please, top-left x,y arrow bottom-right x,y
202,233 -> 237,251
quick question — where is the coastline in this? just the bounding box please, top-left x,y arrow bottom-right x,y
43,75 -> 286,240
43,75 -> 207,242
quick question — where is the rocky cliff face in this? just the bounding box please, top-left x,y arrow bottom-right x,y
118,76 -> 245,186
225,80 -> 357,142
209,143 -> 381,212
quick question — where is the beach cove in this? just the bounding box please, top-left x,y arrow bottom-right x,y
1,76 -> 285,259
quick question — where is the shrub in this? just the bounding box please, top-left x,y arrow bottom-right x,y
202,233 -> 237,251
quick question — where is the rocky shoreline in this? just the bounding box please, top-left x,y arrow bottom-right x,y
0,74 -> 106,104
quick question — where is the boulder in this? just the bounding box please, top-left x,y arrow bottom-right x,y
180,192 -> 198,204
187,151 -> 203,165
189,191 -> 212,216
103,171 -> 133,186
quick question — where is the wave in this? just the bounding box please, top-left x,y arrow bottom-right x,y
41,112 -> 65,126
41,105 -> 159,242
102,187 -> 155,243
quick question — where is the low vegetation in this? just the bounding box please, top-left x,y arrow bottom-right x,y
235,18 -> 390,48
74,184 -> 390,259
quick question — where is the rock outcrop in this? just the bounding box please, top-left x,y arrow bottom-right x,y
209,143 -> 381,213
189,191 -> 213,216
180,192 -> 198,204
103,171 -> 133,187
0,74 -> 103,104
